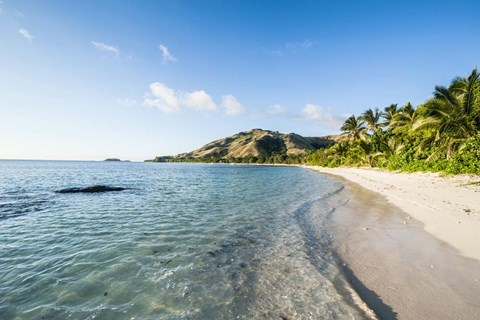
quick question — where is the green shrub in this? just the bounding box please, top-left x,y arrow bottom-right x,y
445,133 -> 480,174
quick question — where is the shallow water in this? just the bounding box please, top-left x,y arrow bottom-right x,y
0,161 -> 369,319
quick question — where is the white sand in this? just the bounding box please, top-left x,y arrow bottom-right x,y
306,166 -> 480,261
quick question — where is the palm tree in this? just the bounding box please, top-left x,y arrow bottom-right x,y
341,115 -> 367,141
449,68 -> 480,129
382,104 -> 398,127
326,141 -> 349,165
360,108 -> 384,132
413,85 -> 476,158
391,102 -> 417,130
381,136 -> 404,157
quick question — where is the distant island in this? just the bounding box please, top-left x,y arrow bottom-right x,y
146,129 -> 340,164
104,158 -> 131,162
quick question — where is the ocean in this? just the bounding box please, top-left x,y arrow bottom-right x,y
0,160 -> 370,319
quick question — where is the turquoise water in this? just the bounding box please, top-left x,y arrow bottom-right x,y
0,161 -> 367,319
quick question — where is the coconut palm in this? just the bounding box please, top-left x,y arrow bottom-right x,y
413,85 -> 476,158
449,68 -> 480,129
360,108 -> 384,132
382,104 -> 398,127
381,136 -> 404,157
340,115 -> 367,141
391,102 -> 417,130
326,141 -> 349,165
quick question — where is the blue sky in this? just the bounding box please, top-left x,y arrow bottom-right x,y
1,0 -> 479,160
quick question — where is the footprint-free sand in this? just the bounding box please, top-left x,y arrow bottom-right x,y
307,166 -> 480,319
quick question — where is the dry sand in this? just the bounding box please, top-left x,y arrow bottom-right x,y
305,166 -> 480,319
307,166 -> 480,261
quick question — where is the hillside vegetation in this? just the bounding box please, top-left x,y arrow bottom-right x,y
150,129 -> 338,164
307,68 -> 480,175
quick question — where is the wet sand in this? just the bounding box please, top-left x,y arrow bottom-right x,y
306,167 -> 480,261
323,176 -> 480,319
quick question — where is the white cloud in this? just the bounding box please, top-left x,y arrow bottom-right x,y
91,41 -> 120,57
267,104 -> 286,115
144,82 -> 244,115
144,82 -> 180,113
182,90 -> 217,111
221,94 -> 245,116
272,39 -> 316,56
302,104 -> 345,129
116,98 -> 137,106
19,28 -> 33,41
159,44 -> 177,63
15,10 -> 25,18
286,39 -> 316,51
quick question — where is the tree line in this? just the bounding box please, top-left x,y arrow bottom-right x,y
306,68 -> 480,174
149,153 -> 305,165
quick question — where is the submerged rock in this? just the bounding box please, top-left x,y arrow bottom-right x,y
56,185 -> 127,193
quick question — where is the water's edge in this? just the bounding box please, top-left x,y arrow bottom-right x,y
1,161 -> 403,319
292,176 -> 396,320
316,167 -> 480,320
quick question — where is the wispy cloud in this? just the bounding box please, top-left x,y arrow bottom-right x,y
272,39 -> 316,56
19,28 -> 33,41
159,44 -> 177,64
144,82 -> 243,115
116,98 -> 137,107
286,39 -> 316,51
267,104 -> 286,115
15,10 -> 25,18
91,41 -> 120,57
302,104 -> 345,129
221,95 -> 245,116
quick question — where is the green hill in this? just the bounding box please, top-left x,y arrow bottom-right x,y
149,129 -> 339,163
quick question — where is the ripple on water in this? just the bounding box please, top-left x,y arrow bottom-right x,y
0,161 -> 369,319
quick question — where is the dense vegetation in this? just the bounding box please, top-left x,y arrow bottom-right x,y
306,68 -> 480,175
149,153 -> 305,165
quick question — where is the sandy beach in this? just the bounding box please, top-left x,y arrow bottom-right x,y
306,166 -> 480,319
307,166 -> 480,261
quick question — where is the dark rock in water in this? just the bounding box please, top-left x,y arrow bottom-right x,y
56,185 -> 127,193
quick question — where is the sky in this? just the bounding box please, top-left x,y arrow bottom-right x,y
1,0 -> 479,161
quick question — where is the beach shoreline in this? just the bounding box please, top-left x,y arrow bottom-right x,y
306,166 -> 480,261
305,166 -> 480,319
